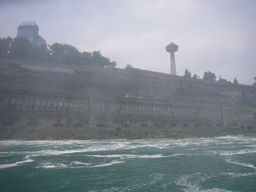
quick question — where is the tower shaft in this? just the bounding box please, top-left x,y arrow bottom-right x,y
166,42 -> 178,75
170,52 -> 176,75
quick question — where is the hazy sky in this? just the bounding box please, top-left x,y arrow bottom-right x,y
1,0 -> 256,85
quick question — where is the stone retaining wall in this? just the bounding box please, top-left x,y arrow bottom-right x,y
0,60 -> 255,127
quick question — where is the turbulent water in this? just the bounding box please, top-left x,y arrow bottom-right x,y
1,136 -> 256,192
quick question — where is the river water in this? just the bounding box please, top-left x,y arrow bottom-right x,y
0,136 -> 256,192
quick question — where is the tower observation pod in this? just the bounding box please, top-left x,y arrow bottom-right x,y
166,42 -> 178,75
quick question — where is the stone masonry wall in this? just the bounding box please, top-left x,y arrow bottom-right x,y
0,59 -> 255,127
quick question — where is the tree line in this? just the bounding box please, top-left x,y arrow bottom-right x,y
1,37 -> 254,84
0,37 -> 116,68
183,69 -> 239,84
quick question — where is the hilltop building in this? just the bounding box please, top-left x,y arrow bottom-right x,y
17,21 -> 46,46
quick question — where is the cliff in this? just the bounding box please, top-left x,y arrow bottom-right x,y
0,59 -> 255,129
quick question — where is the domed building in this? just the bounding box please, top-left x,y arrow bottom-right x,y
17,21 -> 46,46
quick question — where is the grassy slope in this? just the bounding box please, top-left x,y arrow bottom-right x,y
0,125 -> 255,140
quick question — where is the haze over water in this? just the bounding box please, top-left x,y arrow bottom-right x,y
1,136 -> 256,191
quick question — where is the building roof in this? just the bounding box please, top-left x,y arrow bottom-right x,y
19,21 -> 38,27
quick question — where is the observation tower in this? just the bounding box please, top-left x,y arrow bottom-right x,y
166,42 -> 178,75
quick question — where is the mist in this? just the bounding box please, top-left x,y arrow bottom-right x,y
0,0 -> 256,84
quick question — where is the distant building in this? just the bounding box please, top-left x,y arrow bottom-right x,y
17,21 -> 46,46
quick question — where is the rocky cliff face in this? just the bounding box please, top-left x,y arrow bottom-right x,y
0,59 -> 255,127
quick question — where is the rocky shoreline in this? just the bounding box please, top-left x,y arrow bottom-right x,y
1,125 -> 256,141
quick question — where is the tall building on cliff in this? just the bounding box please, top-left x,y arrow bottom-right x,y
17,21 -> 46,46
166,42 -> 178,75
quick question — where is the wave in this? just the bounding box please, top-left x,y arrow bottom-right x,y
0,157 -> 34,169
175,173 -> 201,192
225,159 -> 256,170
92,160 -> 124,168
199,188 -> 234,192
16,143 -> 177,157
88,183 -> 147,192
220,149 -> 256,156
86,153 -> 185,159
175,173 -> 235,192
214,135 -> 244,139
72,161 -> 91,166
37,162 -> 68,169
36,160 -> 123,169
220,172 -> 256,178
26,145 -> 134,157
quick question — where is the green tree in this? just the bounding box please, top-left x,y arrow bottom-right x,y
9,38 -> 33,59
32,44 -> 51,62
218,76 -> 230,83
49,43 -> 82,64
125,64 -> 133,69
233,77 -> 238,84
0,37 -> 12,58
91,51 -> 116,68
203,71 -> 216,81
9,37 -> 50,61
184,69 -> 191,79
192,74 -> 199,79
1,36 -> 117,68
109,61 -> 117,68
81,51 -> 92,66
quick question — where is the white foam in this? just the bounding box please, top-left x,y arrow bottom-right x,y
220,149 -> 256,156
215,135 -> 243,139
72,161 -> 91,166
220,172 -> 255,178
36,161 -> 91,169
29,143 -> 141,157
37,162 -> 68,169
41,165 -> 56,169
30,147 -> 117,157
175,173 -> 234,192
175,174 -> 200,192
0,158 -> 34,169
225,159 -> 256,170
86,153 -> 184,159
92,160 -> 124,168
200,188 -> 234,192
88,182 -> 147,192
150,173 -> 164,184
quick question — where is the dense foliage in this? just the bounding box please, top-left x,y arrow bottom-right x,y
203,71 -> 216,81
183,69 -> 239,84
183,69 -> 192,79
0,37 -> 116,68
